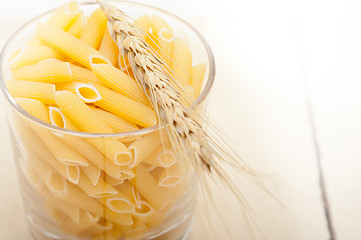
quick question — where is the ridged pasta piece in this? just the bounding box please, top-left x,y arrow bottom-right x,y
49,106 -> 78,131
91,107 -> 138,133
75,83 -> 102,103
99,190 -> 135,213
56,80 -> 81,93
99,27 -> 119,66
91,62 -> 149,105
79,8 -> 108,49
60,209 -> 100,235
190,63 -> 206,97
39,186 -> 80,223
128,133 -> 162,168
121,219 -> 146,238
69,63 -> 104,84
46,0 -> 82,31
60,135 -> 122,179
130,165 -> 169,209
134,14 -> 151,33
28,149 -> 68,197
103,174 -> 124,187
55,91 -> 132,166
6,80 -> 56,105
66,11 -> 86,38
131,200 -> 164,227
78,171 -> 117,198
116,181 -> 141,209
77,218 -> 114,236
158,164 -> 183,187
11,58 -> 73,83
81,164 -> 102,185
90,83 -> 157,128
8,45 -> 65,68
119,165 -> 135,180
143,146 -> 176,168
141,162 -> 157,172
171,38 -> 192,86
37,23 -> 108,68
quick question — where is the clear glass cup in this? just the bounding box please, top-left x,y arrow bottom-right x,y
0,1 -> 215,239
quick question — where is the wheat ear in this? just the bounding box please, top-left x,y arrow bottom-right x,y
95,0 -> 266,209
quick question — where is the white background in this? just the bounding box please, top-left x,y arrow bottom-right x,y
1,0 -> 361,239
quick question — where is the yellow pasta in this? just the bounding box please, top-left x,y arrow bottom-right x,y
128,133 -> 162,168
91,62 -> 149,105
60,135 -> 122,179
171,38 -> 192,86
81,164 -> 102,185
181,84 -> 195,107
11,58 -> 72,83
46,0 -> 82,31
143,146 -> 176,168
91,107 -> 138,133
26,35 -> 44,46
130,165 -> 169,210
37,22 -> 108,68
60,209 -> 100,235
78,171 -> 117,198
8,45 -> 65,68
190,63 -> 206,97
80,8 -> 108,49
99,27 -> 119,66
69,63 -> 104,84
49,106 -> 78,131
6,80 -> 56,105
99,190 -> 135,213
55,91 -> 132,166
75,83 -> 102,103
134,14 -> 151,32
158,164 -> 183,187
116,181 -> 141,209
78,218 -> 114,237
91,83 -> 157,128
66,11 -> 86,38
103,174 -> 125,187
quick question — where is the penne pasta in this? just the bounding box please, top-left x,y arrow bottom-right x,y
11,58 -> 73,83
116,181 -> 141,209
103,174 -> 125,187
79,8 -> 108,49
77,218 -> 114,237
46,0 -> 82,31
134,14 -> 151,33
49,106 -> 78,131
37,23 -> 108,68
90,83 -> 157,128
190,63 -> 206,97
75,83 -> 102,103
171,38 -> 192,87
128,133 -> 162,168
78,171 -> 117,198
69,63 -> 104,84
8,45 -> 65,68
99,27 -> 119,66
99,190 -> 135,214
90,62 -> 149,105
55,91 -> 132,166
6,80 -> 56,105
181,85 -> 195,107
143,146 -> 177,168
81,164 -> 102,185
66,11 -> 86,38
60,209 -> 100,235
158,164 -> 183,187
91,107 -> 138,133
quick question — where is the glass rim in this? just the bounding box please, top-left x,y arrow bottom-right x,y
0,0 -> 215,138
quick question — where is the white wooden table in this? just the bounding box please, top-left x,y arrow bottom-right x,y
1,0 -> 360,239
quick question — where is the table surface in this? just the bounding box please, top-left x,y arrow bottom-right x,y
1,0 -> 361,239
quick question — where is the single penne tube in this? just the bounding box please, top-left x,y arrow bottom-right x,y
49,106 -> 78,131
78,171 -> 118,198
46,0 -> 82,31
91,107 -> 138,133
55,91 -> 132,166
60,209 -> 100,235
39,186 -> 80,223
131,200 -> 164,227
69,63 -> 104,84
37,23 -> 108,68
28,149 -> 68,197
128,133 -> 162,168
158,164 -> 183,187
81,163 -> 102,186
79,8 -> 107,49
190,63 -> 206,97
11,58 -> 73,83
46,206 -> 67,225
60,135 -> 122,179
116,181 -> 141,209
8,45 -> 65,68
75,82 -> 102,103
130,165 -> 169,209
171,37 -> 192,87
99,27 -> 119,66
99,190 -> 135,214
90,62 -> 149,105
56,80 -> 82,93
157,27 -> 175,71
143,146 -> 177,168
6,80 -> 56,105
118,165 -> 135,180
103,174 -> 125,187
66,10 -> 86,38
90,83 -> 157,128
